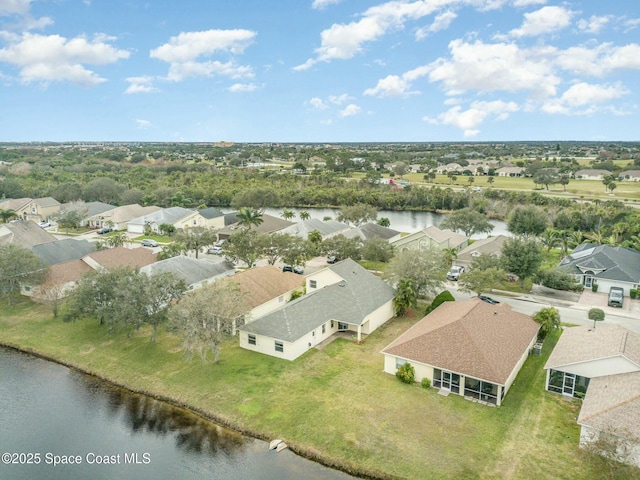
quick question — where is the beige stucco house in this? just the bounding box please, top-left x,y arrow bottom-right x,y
238,259 -> 395,361
126,207 -> 203,234
453,235 -> 509,271
544,325 -> 640,467
390,225 -> 469,253
86,204 -> 161,230
382,298 -> 539,406
0,197 -> 61,223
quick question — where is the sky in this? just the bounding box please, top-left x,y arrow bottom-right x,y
0,0 -> 639,143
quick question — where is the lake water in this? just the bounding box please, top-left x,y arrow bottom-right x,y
0,347 -> 355,480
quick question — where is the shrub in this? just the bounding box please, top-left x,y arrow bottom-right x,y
396,362 -> 415,384
425,290 -> 455,315
534,270 -> 579,291
421,378 -> 431,389
592,283 -> 599,292
631,289 -> 637,299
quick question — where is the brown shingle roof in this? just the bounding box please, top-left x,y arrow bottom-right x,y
225,265 -> 304,309
382,298 -> 539,385
45,259 -> 92,285
577,372 -> 640,442
84,246 -> 157,270
544,325 -> 640,370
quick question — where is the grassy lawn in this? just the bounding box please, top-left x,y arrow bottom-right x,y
1,298 -> 636,479
133,234 -> 173,243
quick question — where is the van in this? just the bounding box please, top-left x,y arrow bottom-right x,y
608,287 -> 624,308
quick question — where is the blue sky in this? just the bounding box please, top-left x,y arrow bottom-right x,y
1,0 -> 639,142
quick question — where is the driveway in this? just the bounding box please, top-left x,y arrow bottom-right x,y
578,289 -> 640,317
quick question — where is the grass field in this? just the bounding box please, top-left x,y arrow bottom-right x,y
1,298 -> 636,479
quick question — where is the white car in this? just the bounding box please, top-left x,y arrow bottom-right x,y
207,246 -> 223,255
39,221 -> 51,228
140,239 -> 159,247
447,266 -> 465,281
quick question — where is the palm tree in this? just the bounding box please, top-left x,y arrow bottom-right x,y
540,228 -> 560,252
280,208 -> 295,221
236,207 -> 264,230
394,279 -> 417,316
0,208 -> 17,223
443,247 -> 458,267
533,307 -> 561,340
299,211 -> 311,221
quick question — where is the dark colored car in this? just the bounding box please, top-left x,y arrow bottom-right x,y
283,265 -> 304,275
327,255 -> 339,264
96,226 -> 113,234
478,295 -> 500,305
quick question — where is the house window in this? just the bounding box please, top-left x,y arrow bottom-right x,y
338,322 -> 349,331
275,341 -> 284,352
248,334 -> 256,345
331,320 -> 334,328
322,324 -> 326,334
312,331 -> 315,336
309,280 -> 317,289
396,358 -> 406,369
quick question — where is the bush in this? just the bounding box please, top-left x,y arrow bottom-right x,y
396,362 -> 415,384
421,378 -> 431,389
592,283 -> 598,292
425,290 -> 455,315
631,289 -> 637,299
534,270 -> 579,291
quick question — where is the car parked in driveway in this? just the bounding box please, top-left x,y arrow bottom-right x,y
207,246 -> 223,255
96,226 -> 113,234
447,266 -> 465,281
141,239 -> 159,247
283,265 -> 304,275
38,221 -> 51,228
327,255 -> 339,264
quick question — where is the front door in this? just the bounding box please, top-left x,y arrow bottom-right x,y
563,373 -> 575,396
441,371 -> 452,390
585,276 -> 593,288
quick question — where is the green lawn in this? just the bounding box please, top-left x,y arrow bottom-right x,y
0,299 -> 636,479
133,234 -> 173,243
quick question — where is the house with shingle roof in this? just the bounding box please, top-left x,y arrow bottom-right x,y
382,298 -> 539,406
496,166 -> 524,177
21,259 -> 93,302
198,207 -> 227,228
59,201 -> 115,226
342,222 -> 400,242
389,225 -> 469,253
140,255 -> 234,290
126,206 -> 199,234
82,246 -> 157,271
217,214 -> 293,240
453,235 -> 509,271
32,238 -> 97,265
277,218 -> 350,241
544,325 -> 640,467
621,170 -> 640,181
0,220 -> 56,248
574,169 -> 613,180
239,259 -> 395,361
86,204 -> 161,230
556,244 -> 640,297
0,197 -> 60,223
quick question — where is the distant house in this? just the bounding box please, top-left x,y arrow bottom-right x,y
59,201 -> 115,227
0,220 -> 56,249
127,206 -> 200,234
574,169 -> 612,181
217,214 -> 293,240
342,222 -> 400,242
197,207 -> 228,229
495,167 -> 524,177
436,163 -> 463,174
544,325 -> 640,467
22,259 -> 92,302
32,238 -> 97,265
86,204 -> 161,230
382,298 -> 539,406
620,170 -> 640,182
453,235 -> 509,271
277,218 -> 350,241
0,197 -> 60,223
239,259 -> 395,361
390,225 -> 469,252
82,246 -> 158,271
556,244 -> 640,296
140,255 -> 235,290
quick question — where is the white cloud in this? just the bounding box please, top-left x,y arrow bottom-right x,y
577,15 -> 611,34
228,82 -> 256,92
542,82 -> 629,114
328,93 -> 351,104
435,100 -> 519,136
151,29 -> 256,81
553,43 -> 640,76
340,104 -> 361,117
509,6 -> 573,38
511,0 -> 547,7
125,76 -> 158,94
136,119 -> 152,129
0,0 -> 31,16
307,97 -> 328,110
364,64 -> 430,97
0,32 -> 130,86
312,0 -> 341,9
415,10 -> 457,40
428,39 -> 560,97
294,0 -> 447,70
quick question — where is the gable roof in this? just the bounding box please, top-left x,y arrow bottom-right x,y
140,255 -> 234,286
198,207 -> 225,219
557,244 -> 640,283
33,197 -> 60,208
577,371 -> 640,443
0,220 -> 56,248
43,259 -> 93,286
60,201 -> 115,218
422,225 -> 468,248
83,246 -> 157,270
382,298 -> 539,385
128,206 -> 195,227
455,235 -> 509,263
544,325 -> 640,371
342,222 -> 400,241
32,238 -> 97,265
217,214 -> 293,236
225,265 -> 304,309
0,197 -> 32,211
278,218 -> 350,239
575,169 -> 612,177
90,204 -> 160,224
240,259 -> 395,342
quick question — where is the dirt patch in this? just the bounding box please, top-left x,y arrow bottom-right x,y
79,344 -> 95,354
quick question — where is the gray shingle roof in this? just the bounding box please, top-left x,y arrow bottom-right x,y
198,207 -> 225,219
139,255 -> 235,286
0,221 -> 56,248
342,222 -> 400,241
60,201 -> 115,218
239,258 -> 395,342
128,207 -> 195,227
557,244 -> 640,283
278,218 -> 350,239
32,238 -> 97,265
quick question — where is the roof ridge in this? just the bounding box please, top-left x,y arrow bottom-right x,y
580,389 -> 640,424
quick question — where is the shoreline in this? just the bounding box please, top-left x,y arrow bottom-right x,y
0,339 -> 395,480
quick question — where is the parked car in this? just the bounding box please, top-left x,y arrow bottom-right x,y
447,266 -> 465,281
283,265 -> 304,275
141,239 -> 159,247
478,295 -> 500,305
96,226 -> 113,234
207,246 -> 223,255
327,255 -> 339,264
38,221 -> 51,228
608,287 -> 624,308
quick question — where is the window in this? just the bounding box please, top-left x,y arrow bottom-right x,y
322,324 -> 326,334
331,320 -> 334,328
309,280 -> 317,289
275,341 -> 284,352
396,358 -> 406,369
248,334 -> 256,345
